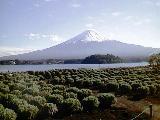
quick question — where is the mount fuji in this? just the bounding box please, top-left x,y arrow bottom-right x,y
0,30 -> 160,60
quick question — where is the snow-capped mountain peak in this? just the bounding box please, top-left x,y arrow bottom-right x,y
64,30 -> 106,44
0,29 -> 159,60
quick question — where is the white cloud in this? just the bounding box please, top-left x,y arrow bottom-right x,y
26,33 -> 41,40
85,23 -> 94,28
70,3 -> 81,8
111,12 -> 122,17
0,47 -> 35,57
49,34 -> 63,43
25,33 -> 63,45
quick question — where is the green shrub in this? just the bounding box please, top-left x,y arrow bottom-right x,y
62,98 -> 82,115
39,90 -> 51,97
66,77 -> 74,85
119,83 -> 132,95
52,89 -> 64,95
0,83 -> 10,94
41,86 -> 53,94
83,80 -> 93,88
92,80 -> 101,89
9,83 -> 26,91
39,103 -> 58,119
2,94 -> 22,109
0,105 -> 17,120
155,84 -> 160,97
23,87 -> 39,96
131,82 -> 142,93
148,84 -> 157,96
47,94 -> 64,105
2,96 -> 39,120
82,96 -> 99,112
17,104 -> 39,120
52,85 -> 65,90
52,76 -> 60,84
105,82 -> 119,93
66,87 -> 80,94
134,86 -> 149,99
44,71 -> 52,79
0,104 -> 4,117
27,71 -> 35,75
64,92 -> 77,99
11,90 -> 22,96
74,79 -> 84,88
0,86 -> 10,94
77,89 -> 92,100
38,75 -> 45,80
97,93 -> 116,110
0,75 -> 5,80
22,94 -> 34,102
30,96 -> 47,108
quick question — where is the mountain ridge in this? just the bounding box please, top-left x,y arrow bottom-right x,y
0,30 -> 160,60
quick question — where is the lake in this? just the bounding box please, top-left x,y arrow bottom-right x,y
0,62 -> 149,73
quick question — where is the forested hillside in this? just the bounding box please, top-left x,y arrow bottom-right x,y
82,54 -> 122,64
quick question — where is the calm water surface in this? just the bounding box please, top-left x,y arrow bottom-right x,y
0,62 -> 148,72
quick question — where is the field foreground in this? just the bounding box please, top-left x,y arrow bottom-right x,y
0,66 -> 160,120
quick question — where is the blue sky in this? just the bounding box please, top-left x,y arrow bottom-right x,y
0,0 -> 160,56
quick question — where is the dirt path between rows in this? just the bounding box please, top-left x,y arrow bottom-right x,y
116,96 -> 160,120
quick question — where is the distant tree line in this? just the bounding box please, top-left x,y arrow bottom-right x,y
0,54 -> 150,65
81,54 -> 123,64
0,59 -> 64,65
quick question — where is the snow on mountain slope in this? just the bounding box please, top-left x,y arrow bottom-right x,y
0,30 -> 159,60
63,30 -> 106,44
